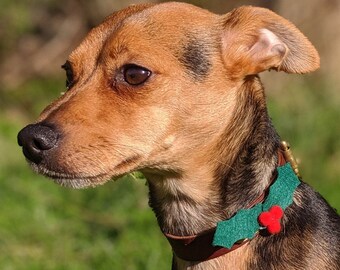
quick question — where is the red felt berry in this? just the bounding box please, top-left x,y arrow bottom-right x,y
270,205 -> 284,220
258,211 -> 272,226
258,205 -> 284,235
267,221 -> 281,234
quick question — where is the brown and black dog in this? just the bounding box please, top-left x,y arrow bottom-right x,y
17,2 -> 340,269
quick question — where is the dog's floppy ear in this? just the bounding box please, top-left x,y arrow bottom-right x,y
221,6 -> 320,77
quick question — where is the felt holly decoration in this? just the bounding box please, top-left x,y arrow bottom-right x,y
258,205 -> 284,234
213,163 -> 300,249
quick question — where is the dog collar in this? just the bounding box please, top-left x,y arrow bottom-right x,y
165,150 -> 301,262
213,162 -> 300,248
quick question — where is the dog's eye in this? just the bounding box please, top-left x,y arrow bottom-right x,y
61,61 -> 74,89
123,64 -> 151,86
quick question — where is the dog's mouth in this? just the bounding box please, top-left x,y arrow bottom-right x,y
27,154 -> 143,189
28,162 -> 117,189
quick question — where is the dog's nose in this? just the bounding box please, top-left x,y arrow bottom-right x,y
17,123 -> 58,164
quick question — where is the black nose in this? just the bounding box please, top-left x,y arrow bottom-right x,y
17,123 -> 58,164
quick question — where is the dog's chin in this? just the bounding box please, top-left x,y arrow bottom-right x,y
28,162 -> 116,189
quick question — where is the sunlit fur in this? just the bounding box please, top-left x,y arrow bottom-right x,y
18,3 -> 339,270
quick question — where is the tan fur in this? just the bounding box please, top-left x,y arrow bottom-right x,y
18,3 -> 331,270
35,3 -> 318,191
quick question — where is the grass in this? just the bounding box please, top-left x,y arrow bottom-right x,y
0,75 -> 339,269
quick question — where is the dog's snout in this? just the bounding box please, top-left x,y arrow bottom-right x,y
17,124 -> 58,164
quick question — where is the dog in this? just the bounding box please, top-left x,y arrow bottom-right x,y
17,2 -> 340,269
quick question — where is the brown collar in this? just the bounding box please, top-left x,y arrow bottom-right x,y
164,151 -> 287,262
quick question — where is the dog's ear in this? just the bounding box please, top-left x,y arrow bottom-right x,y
221,6 -> 320,78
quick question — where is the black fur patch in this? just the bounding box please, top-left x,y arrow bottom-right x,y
178,37 -> 211,80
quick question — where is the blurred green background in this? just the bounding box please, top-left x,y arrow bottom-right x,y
0,0 -> 339,269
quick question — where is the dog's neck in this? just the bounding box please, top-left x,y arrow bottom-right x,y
144,76 -> 280,237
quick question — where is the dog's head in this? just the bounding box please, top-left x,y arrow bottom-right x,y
17,3 -> 319,188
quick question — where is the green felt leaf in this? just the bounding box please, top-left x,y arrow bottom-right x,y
263,163 -> 301,211
213,204 -> 262,248
213,163 -> 300,249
